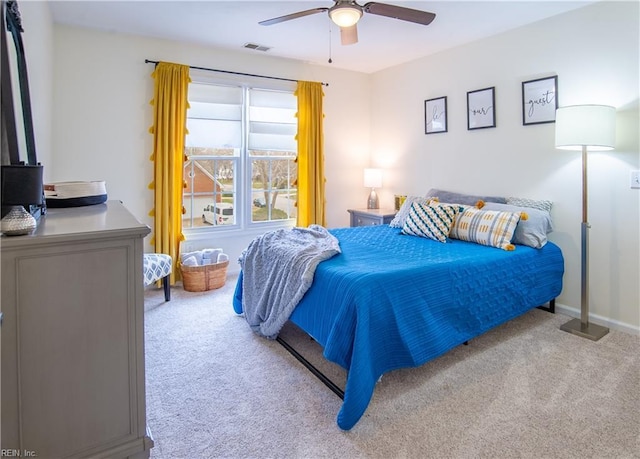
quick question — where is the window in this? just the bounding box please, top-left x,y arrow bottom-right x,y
183,81 -> 297,230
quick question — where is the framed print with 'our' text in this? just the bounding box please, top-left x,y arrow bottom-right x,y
467,86 -> 495,130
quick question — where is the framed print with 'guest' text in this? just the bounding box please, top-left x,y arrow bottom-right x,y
522,75 -> 558,125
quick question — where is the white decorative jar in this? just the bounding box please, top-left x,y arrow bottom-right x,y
1,205 -> 37,236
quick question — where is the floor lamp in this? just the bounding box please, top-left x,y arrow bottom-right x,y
555,104 -> 616,341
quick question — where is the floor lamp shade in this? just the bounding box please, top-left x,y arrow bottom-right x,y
555,104 -> 616,341
555,105 -> 616,151
364,168 -> 382,209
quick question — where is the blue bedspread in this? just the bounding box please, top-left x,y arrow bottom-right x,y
233,225 -> 564,430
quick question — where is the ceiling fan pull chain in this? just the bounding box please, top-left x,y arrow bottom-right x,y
328,27 -> 333,63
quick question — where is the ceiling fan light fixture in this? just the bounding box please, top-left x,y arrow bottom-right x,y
329,4 -> 363,28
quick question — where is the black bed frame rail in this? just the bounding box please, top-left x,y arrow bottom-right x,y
537,298 -> 555,313
276,298 -> 556,401
276,336 -> 345,400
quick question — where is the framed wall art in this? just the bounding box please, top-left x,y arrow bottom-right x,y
522,75 -> 558,125
425,96 -> 447,134
467,87 -> 495,130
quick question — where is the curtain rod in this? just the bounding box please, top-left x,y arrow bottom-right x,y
144,59 -> 328,86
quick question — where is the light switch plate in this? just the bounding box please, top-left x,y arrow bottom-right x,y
631,170 -> 640,189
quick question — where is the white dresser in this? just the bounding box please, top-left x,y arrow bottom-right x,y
1,201 -> 153,458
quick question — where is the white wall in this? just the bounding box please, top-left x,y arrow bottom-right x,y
370,1 -> 640,331
49,25 -> 371,270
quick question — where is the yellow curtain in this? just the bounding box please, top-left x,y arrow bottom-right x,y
295,81 -> 326,227
148,62 -> 190,283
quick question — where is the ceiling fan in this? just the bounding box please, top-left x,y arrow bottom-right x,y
259,1 -> 436,46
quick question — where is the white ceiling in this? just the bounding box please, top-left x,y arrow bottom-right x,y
48,1 -> 596,74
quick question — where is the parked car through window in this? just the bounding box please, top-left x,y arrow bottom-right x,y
202,202 -> 234,226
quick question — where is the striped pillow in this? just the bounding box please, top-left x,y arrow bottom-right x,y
450,208 -> 521,251
401,202 -> 460,242
506,197 -> 553,213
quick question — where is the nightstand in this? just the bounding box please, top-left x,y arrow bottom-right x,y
348,208 -> 396,227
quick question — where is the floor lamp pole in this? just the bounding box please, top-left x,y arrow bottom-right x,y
560,146 -> 610,341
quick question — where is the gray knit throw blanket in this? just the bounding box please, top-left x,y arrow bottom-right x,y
238,225 -> 341,339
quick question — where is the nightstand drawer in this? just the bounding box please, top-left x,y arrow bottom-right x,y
354,214 -> 382,226
348,209 -> 396,227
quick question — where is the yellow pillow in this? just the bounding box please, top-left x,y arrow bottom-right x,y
449,207 -> 521,251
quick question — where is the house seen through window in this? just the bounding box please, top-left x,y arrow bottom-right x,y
183,82 -> 297,229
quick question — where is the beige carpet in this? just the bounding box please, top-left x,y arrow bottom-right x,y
144,275 -> 639,459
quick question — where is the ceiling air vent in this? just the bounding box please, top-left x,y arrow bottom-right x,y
243,43 -> 271,52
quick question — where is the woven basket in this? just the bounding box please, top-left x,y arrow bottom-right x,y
179,260 -> 228,292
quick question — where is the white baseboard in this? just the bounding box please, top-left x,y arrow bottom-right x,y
554,302 -> 640,336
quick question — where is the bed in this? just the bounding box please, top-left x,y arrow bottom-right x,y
233,220 -> 564,430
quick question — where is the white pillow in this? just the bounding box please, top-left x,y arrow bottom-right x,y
389,196 -> 432,228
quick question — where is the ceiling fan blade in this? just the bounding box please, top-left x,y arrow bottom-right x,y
259,7 -> 328,26
363,2 -> 436,26
340,25 -> 358,45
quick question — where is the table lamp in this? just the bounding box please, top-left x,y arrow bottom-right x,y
1,164 -> 43,235
364,168 -> 382,209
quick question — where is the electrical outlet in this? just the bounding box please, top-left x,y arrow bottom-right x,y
631,170 -> 640,189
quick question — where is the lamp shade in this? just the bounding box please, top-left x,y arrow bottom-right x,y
1,164 -> 44,205
364,168 -> 382,188
329,5 -> 362,27
555,105 -> 616,151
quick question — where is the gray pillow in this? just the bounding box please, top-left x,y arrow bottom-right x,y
482,202 -> 554,248
426,188 -> 506,206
